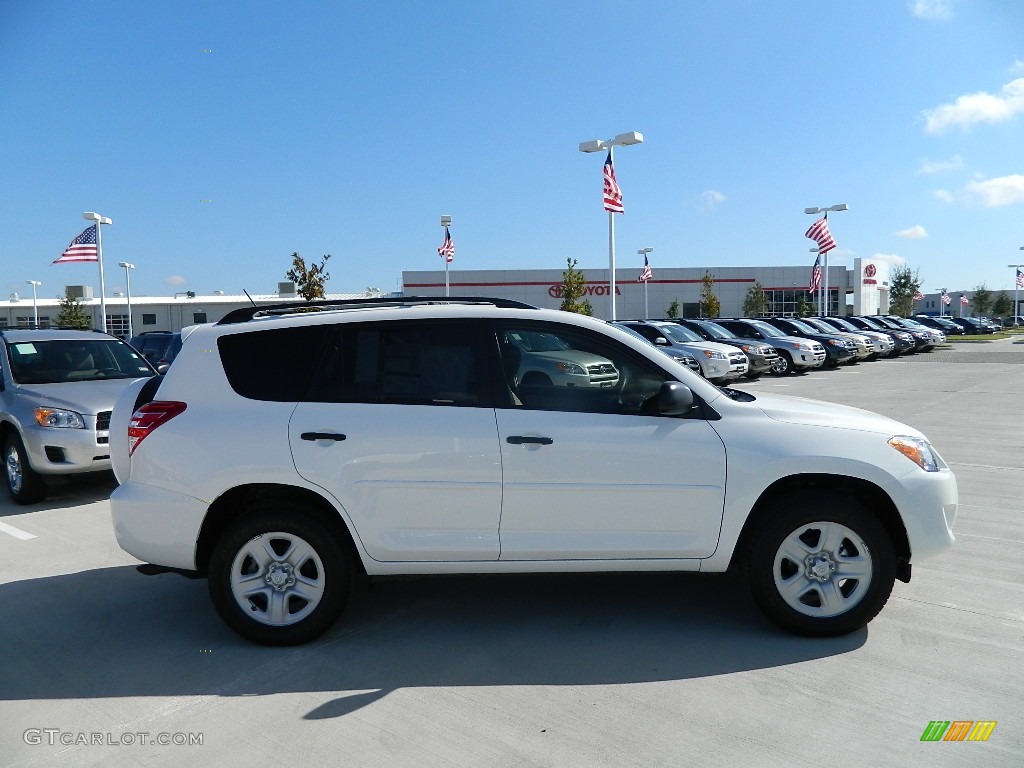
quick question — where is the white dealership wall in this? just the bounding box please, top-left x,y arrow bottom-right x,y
403,264 -> 872,319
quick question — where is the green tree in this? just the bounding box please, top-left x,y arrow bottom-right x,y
742,281 -> 769,317
699,271 -> 721,318
558,257 -> 593,316
54,289 -> 92,329
285,252 -> 332,302
795,294 -> 814,317
971,283 -> 992,317
992,291 -> 1013,318
888,266 -> 923,317
666,298 -> 680,318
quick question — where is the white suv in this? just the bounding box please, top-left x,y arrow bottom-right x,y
109,298 -> 958,645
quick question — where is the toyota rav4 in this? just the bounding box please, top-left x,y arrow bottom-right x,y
109,297 -> 957,646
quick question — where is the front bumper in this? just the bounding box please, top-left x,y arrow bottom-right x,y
19,420 -> 112,476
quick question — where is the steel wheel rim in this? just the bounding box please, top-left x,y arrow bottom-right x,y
229,531 -> 327,626
5,444 -> 23,494
772,521 -> 873,618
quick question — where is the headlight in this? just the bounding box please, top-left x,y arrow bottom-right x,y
827,339 -> 843,347
888,435 -> 940,472
793,342 -> 813,351
34,407 -> 86,429
554,361 -> 586,375
702,350 -> 727,359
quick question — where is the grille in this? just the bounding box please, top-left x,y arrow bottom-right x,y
587,363 -> 617,376
96,411 -> 111,431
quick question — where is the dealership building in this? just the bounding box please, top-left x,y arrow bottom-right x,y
402,258 -> 894,320
11,256 -> 1006,334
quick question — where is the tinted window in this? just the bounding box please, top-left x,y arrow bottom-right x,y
219,325 -> 333,401
309,321 -> 487,407
498,322 -> 672,415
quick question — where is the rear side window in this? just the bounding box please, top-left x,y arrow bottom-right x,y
309,321 -> 488,407
218,325 -> 332,401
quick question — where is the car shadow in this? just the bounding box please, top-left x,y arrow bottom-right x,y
0,566 -> 866,718
0,471 -> 117,517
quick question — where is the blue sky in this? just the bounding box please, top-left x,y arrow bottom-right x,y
2,0 -> 1022,300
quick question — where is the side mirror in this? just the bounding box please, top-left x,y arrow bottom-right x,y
657,381 -> 695,416
157,363 -> 170,374
654,337 -> 670,346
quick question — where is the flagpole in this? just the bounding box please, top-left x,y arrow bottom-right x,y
83,212 -> 112,332
608,147 -> 617,320
445,259 -> 450,298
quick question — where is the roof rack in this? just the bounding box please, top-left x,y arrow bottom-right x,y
217,296 -> 538,325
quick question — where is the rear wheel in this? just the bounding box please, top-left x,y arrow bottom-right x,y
208,504 -> 352,645
4,433 -> 46,505
744,494 -> 896,636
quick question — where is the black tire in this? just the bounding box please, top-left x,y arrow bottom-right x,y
743,494 -> 896,637
207,504 -> 353,646
3,433 -> 47,505
744,371 -> 763,381
521,371 -> 552,387
770,351 -> 792,376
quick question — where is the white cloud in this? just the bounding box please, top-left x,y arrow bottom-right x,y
698,190 -> 726,212
896,225 -> 928,239
871,253 -> 907,266
909,0 -> 954,20
923,77 -> 1024,133
165,275 -> 187,286
964,175 -> 1024,207
917,155 -> 963,175
1012,60 -> 1024,75
932,189 -> 954,203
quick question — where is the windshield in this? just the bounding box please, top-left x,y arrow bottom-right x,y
6,339 -> 156,384
747,320 -> 786,338
801,318 -> 833,333
827,317 -> 857,331
659,324 -> 704,343
785,318 -> 819,334
692,320 -> 736,340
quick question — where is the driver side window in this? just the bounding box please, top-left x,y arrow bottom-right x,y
496,322 -> 671,415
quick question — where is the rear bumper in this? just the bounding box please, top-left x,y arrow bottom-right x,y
110,481 -> 207,570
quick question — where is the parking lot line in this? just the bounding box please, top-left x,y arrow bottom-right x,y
0,520 -> 37,540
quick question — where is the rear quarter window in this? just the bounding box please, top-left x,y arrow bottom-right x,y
218,325 -> 333,401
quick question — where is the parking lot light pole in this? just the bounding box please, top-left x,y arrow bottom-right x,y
804,203 -> 848,316
579,131 -> 644,321
26,280 -> 42,328
118,262 -> 135,339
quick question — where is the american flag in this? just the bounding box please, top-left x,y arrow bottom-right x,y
638,254 -> 652,283
603,151 -> 624,213
808,254 -> 822,292
437,227 -> 454,263
960,293 -> 969,305
53,225 -> 99,264
913,290 -> 924,301
941,291 -> 951,305
1017,268 -> 1024,288
804,217 -> 836,254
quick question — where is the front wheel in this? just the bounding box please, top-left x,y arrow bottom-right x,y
208,505 -> 352,645
743,495 -> 896,636
770,351 -> 792,376
4,433 -> 46,505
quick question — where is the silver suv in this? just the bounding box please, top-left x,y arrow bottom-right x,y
1,329 -> 156,503
503,329 -> 618,388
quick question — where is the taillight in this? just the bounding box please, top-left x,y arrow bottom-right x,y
128,401 -> 187,456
